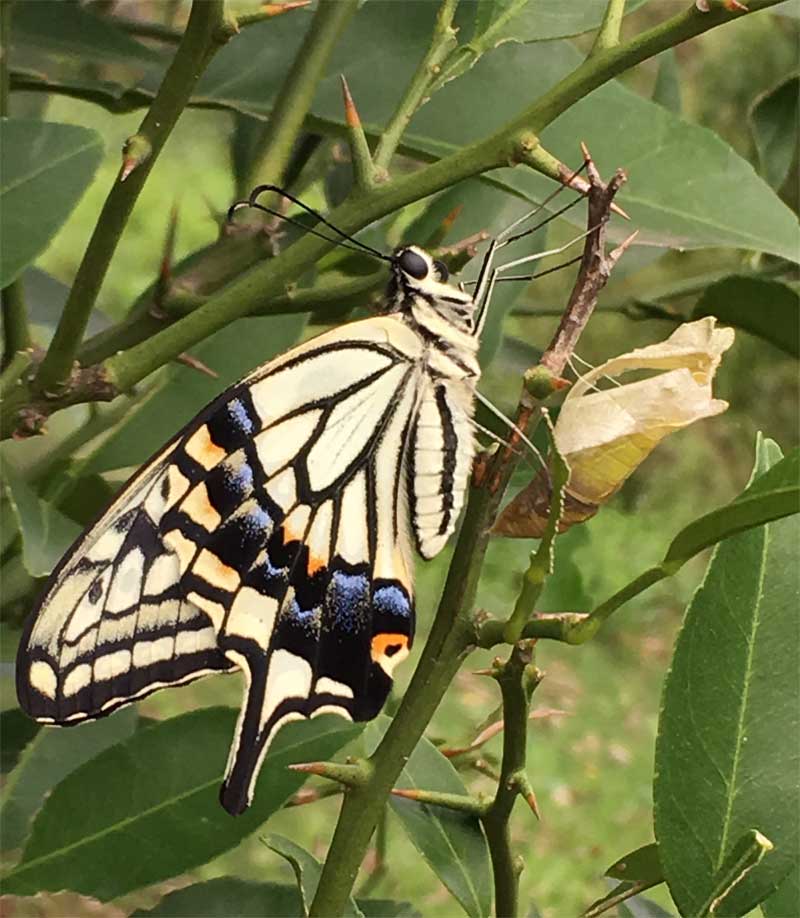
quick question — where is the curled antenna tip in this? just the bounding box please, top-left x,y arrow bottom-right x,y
339,75 -> 362,129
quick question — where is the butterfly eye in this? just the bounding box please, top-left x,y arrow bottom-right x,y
398,249 -> 428,279
432,259 -> 449,283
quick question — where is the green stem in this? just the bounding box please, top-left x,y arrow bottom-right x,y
32,0 -> 228,395
1,0 -> 31,368
78,268 -> 386,368
243,0 -> 358,190
479,612 -> 590,647
0,348 -> 32,399
481,644 -> 541,917
591,0 -> 627,56
1,282 -> 31,369
0,0 -> 12,117
372,0 -> 458,172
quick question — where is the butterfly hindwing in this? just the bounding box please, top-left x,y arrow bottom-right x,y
409,379 -> 476,560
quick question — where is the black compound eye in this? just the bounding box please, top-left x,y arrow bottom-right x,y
398,249 -> 428,280
432,259 -> 449,283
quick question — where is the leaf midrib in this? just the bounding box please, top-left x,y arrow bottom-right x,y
714,525 -> 770,870
0,135 -> 102,198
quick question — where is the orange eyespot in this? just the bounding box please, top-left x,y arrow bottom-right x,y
370,633 -> 409,662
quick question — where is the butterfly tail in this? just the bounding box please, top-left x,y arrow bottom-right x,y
219,655 -> 273,816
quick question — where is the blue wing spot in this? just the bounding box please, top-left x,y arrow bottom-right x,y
242,502 -> 271,536
329,571 -> 370,633
227,398 -> 255,435
373,584 -> 411,623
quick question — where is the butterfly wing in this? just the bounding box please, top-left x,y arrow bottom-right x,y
16,316 -> 425,815
409,378 -> 477,560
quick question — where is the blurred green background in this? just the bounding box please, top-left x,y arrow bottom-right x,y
1,1 -> 798,916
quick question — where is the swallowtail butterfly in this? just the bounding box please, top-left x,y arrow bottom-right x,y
16,187 -> 568,815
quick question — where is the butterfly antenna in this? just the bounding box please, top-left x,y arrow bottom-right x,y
243,183 -> 391,263
490,253 -> 583,285
495,160 -> 590,249
229,200 -> 387,261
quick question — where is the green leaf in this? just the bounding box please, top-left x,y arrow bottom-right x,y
3,709 -> 360,900
654,436 -> 800,915
652,49 -> 682,114
2,461 -> 81,577
761,864 -> 800,917
365,718 -> 493,918
692,275 -> 800,358
0,709 -> 40,775
749,75 -> 799,191
697,829 -> 774,916
663,447 -> 800,566
132,878 -> 418,918
264,834 -> 363,917
86,313 -> 306,473
0,708 -> 137,852
606,843 -> 664,885
0,119 -> 103,288
457,0 -> 653,44
11,0 -> 162,67
133,879 -> 303,917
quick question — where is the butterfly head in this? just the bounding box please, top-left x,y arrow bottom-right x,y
388,245 -> 476,334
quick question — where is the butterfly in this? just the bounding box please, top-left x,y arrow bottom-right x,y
15,183 -> 579,815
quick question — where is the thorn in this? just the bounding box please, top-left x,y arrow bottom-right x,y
390,787 -> 488,815
339,74 -> 374,190
524,788 -> 542,820
608,229 -> 640,268
390,788 -> 425,801
287,759 -> 367,787
120,134 -> 152,182
340,74 -> 361,130
513,772 -> 542,821
175,353 -> 218,379
156,203 -> 180,304
287,788 -> 321,806
562,171 -> 630,219
260,0 -> 312,16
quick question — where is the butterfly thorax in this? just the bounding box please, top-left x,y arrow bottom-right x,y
387,245 -> 481,382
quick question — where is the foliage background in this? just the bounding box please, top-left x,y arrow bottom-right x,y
1,1 -> 798,916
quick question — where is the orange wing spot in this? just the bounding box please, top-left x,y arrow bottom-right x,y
307,554 -> 326,576
195,548 -> 240,592
370,633 -> 409,663
184,424 -> 226,470
181,483 -> 222,531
